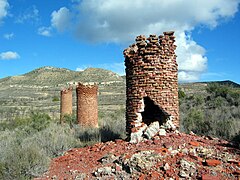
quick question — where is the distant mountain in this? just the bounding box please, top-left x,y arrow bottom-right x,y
200,80 -> 240,88
1,66 -> 239,88
180,80 -> 240,87
0,66 -> 124,86
79,68 -> 123,83
179,80 -> 240,95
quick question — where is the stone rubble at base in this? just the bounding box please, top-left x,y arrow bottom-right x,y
130,116 -> 177,143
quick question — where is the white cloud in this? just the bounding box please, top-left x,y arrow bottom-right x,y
176,32 -> 208,81
50,0 -> 240,81
74,0 -> 239,82
15,5 -> 39,24
51,7 -> 71,32
3,32 -> 14,39
0,51 -> 20,60
38,7 -> 71,36
74,0 -> 239,42
0,0 -> 9,23
38,27 -> 52,37
178,71 -> 200,82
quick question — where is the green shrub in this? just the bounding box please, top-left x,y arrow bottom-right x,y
62,114 -> 77,128
74,125 -> 100,146
178,89 -> 186,99
216,120 -> 234,139
0,130 -> 49,179
206,83 -> 240,106
180,83 -> 240,141
29,112 -> 51,131
1,144 -> 49,179
232,132 -> 240,148
29,123 -> 79,157
0,122 -> 80,179
99,107 -> 126,140
0,112 -> 51,132
206,83 -> 229,98
194,95 -> 204,106
73,107 -> 126,145
182,108 -> 204,133
52,96 -> 60,102
207,96 -> 226,108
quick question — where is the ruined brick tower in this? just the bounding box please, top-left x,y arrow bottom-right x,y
76,83 -> 98,127
124,31 -> 179,137
60,87 -> 73,122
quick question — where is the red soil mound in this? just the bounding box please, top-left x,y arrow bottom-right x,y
36,132 -> 240,179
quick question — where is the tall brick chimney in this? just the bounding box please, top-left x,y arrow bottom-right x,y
124,32 -> 179,140
76,83 -> 98,128
60,87 -> 73,123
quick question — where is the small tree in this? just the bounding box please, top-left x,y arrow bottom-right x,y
178,89 -> 186,99
29,112 -> 51,131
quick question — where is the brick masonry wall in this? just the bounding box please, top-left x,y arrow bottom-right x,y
124,31 -> 179,136
60,87 -> 73,122
76,83 -> 98,128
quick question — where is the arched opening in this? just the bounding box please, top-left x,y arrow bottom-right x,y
141,96 -> 169,126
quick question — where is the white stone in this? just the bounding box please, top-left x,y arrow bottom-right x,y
130,124 -> 147,143
159,128 -> 166,136
170,150 -> 179,155
138,99 -> 145,112
134,122 -> 142,127
164,163 -> 170,171
179,170 -> 189,178
136,112 -> 143,123
144,121 -> 160,139
165,116 -> 176,131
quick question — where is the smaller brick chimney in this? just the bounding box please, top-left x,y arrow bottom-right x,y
60,87 -> 73,123
76,83 -> 98,128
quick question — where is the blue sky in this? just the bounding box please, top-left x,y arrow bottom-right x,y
0,0 -> 240,83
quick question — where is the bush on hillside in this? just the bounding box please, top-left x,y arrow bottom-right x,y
0,112 -> 51,132
62,114 -> 77,128
99,107 -> 126,141
29,112 -> 51,131
0,122 -> 80,179
180,83 -> 240,142
0,107 -> 126,179
178,89 -> 186,99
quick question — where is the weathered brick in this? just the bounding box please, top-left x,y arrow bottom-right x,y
76,83 -> 98,128
124,31 -> 179,140
60,87 -> 73,123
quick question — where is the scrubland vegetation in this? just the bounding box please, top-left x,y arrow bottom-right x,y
0,83 -> 239,179
0,109 -> 125,179
180,83 -> 240,141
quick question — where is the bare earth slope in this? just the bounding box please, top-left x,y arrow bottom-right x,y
36,132 -> 240,180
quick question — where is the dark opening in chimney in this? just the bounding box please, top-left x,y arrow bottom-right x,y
141,97 -> 169,126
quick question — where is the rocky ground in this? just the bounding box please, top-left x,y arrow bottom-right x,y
36,132 -> 240,180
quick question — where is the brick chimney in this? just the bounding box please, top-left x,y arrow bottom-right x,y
76,83 -> 98,128
60,87 -> 73,123
124,32 -> 179,141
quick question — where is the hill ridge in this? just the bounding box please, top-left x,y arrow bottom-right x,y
0,66 -> 123,86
